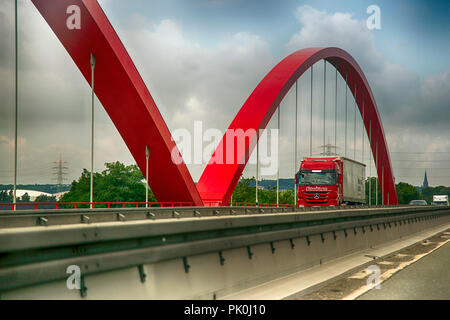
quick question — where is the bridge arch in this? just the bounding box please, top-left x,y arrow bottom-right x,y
197,47 -> 398,206
31,1 -> 396,207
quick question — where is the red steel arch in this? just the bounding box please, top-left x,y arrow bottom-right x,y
31,1 -> 397,206
197,47 -> 398,206
32,0 -> 204,206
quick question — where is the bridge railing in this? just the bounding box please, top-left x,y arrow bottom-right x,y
233,202 -> 295,208
0,201 -> 197,211
0,201 -> 406,212
0,201 -> 301,211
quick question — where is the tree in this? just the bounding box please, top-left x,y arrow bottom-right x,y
21,193 -> 31,202
61,162 -> 156,206
35,195 -> 57,203
231,178 -> 295,205
0,190 -> 12,202
232,178 -> 256,204
365,177 -> 382,204
395,182 -> 420,204
421,186 -> 450,204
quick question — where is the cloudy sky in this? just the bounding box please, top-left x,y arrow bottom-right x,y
0,0 -> 449,187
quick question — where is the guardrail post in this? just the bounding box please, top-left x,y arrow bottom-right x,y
247,246 -> 253,260
218,251 -> 225,266
183,257 -> 190,273
80,276 -> 87,298
138,265 -> 146,283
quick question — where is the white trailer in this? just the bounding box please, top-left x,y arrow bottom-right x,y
432,195 -> 449,206
341,157 -> 366,204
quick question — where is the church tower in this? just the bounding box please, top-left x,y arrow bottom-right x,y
422,171 -> 429,188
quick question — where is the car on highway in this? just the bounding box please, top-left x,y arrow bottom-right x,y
409,200 -> 428,206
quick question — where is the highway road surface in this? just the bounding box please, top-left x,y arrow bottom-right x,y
358,241 -> 450,300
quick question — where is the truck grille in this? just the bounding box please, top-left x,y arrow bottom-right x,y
304,191 -> 330,204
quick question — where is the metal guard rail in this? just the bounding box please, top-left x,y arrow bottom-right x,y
0,201 -> 196,211
0,205 -> 449,292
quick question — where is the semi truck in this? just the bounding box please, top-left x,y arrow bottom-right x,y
295,156 -> 366,207
432,195 -> 449,206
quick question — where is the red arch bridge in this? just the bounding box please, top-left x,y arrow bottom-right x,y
4,0 -> 450,302
24,0 -> 397,207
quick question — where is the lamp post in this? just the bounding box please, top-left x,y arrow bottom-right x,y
13,0 -> 18,211
146,146 -> 150,208
90,53 -> 96,209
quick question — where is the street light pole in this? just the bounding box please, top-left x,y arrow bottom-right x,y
256,130 -> 259,205
277,105 -> 280,207
310,65 -> 313,156
294,81 -> 298,206
146,146 -> 150,208
13,0 -> 18,210
323,60 -> 326,149
90,53 -> 96,209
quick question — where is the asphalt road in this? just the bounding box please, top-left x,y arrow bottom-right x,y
358,241 -> 450,300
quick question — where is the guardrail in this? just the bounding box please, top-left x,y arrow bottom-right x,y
0,200 -> 403,212
1,201 -> 297,211
0,204 -> 412,229
234,202 -> 295,208
0,201 -> 196,211
0,205 -> 449,293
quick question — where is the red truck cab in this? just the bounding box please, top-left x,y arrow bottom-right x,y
296,156 -> 365,207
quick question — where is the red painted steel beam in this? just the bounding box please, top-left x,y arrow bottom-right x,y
31,0 -> 203,205
197,47 -> 398,206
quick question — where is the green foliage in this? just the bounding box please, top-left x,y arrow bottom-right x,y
35,195 -> 57,203
365,177 -> 381,204
366,179 -> 422,205
232,178 -> 256,204
21,193 -> 31,202
0,190 -> 13,202
231,178 -> 295,205
395,182 -> 421,204
421,186 -> 450,204
61,162 -> 156,206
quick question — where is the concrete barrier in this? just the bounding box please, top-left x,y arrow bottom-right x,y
0,207 -> 449,299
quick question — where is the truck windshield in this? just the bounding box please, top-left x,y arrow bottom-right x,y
299,170 -> 337,186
